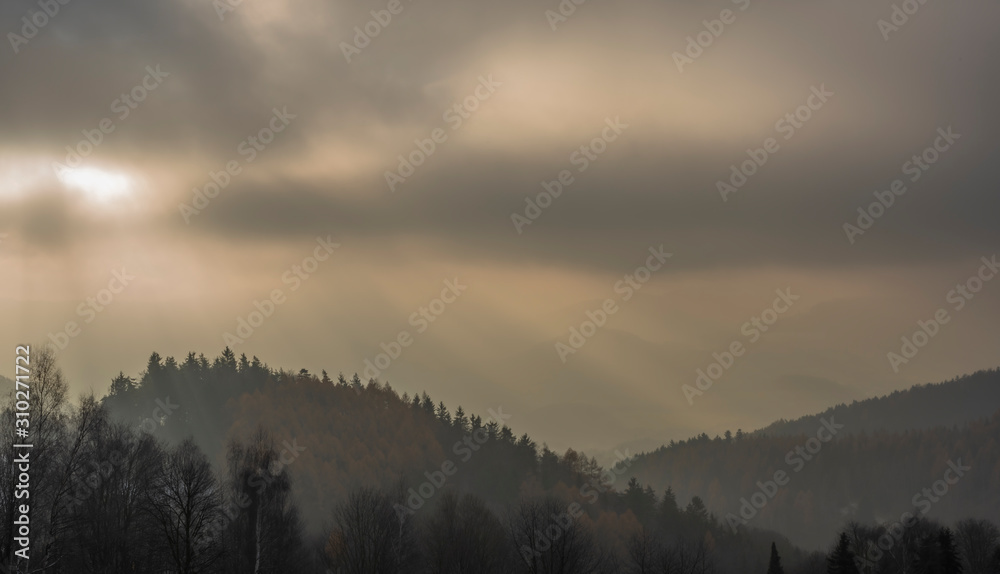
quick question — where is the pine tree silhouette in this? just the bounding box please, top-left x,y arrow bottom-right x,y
827,532 -> 860,574
939,528 -> 963,574
767,542 -> 785,574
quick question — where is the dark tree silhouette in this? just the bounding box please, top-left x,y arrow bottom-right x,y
65,419 -> 165,573
3,348 -> 997,574
768,542 -> 785,574
323,485 -> 416,574
955,519 -> 999,574
221,428 -> 306,573
940,528 -> 964,574
827,533 -> 860,574
147,438 -> 223,574
423,490 -> 510,574
506,497 -> 607,574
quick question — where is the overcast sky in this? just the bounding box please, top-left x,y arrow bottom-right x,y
2,0 -> 998,458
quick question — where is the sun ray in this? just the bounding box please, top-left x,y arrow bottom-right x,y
55,166 -> 133,203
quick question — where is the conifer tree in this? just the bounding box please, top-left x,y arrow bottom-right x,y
827,532 -> 860,574
939,528 -> 963,574
767,542 -> 785,574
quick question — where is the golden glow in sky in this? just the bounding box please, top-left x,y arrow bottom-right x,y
55,166 -> 134,203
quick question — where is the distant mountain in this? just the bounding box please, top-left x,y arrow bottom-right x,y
757,368 -> 1000,437
95,349 -> 829,573
626,368 -> 1000,550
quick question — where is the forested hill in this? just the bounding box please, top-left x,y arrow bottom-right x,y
626,369 -> 1000,550
6,348 -> 1000,572
756,368 -> 1000,438
7,347 -> 832,573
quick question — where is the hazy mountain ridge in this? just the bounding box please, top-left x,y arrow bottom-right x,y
7,348 -> 999,572
626,368 -> 1000,550
756,368 -> 1000,438
88,348 -> 830,572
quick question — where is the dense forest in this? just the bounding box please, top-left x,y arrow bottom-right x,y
756,369 -> 1000,438
1,347 -> 998,573
628,370 -> 1000,550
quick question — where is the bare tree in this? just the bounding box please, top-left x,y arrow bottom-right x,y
955,519 -> 1000,574
35,394 -> 106,572
627,526 -> 659,574
64,419 -> 165,574
628,525 -> 712,574
324,485 -> 417,574
0,347 -> 105,573
22,346 -> 72,572
506,496 -> 607,574
423,489 -> 461,574
147,438 -> 224,574
675,536 -> 713,574
423,490 -> 510,574
221,427 -> 306,574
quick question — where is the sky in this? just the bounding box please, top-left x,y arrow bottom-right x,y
1,0 -> 998,460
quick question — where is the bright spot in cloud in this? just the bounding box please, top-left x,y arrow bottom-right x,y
56,166 -> 133,202
0,157 -> 51,200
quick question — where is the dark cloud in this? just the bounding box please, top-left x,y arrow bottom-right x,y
2,0 -> 998,452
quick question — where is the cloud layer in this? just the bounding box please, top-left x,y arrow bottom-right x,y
2,0 -> 998,455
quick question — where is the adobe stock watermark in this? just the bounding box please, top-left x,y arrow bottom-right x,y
716,85 -> 833,202
385,75 -> 501,192
361,278 -> 467,379
673,0 -> 752,73
7,0 -> 75,54
51,65 -> 170,175
555,245 -> 671,363
222,236 -> 340,346
179,106 -> 296,223
725,417 -> 843,533
684,288 -> 799,405
544,0 -> 591,31
842,126 -> 960,244
47,268 -> 136,353
340,0 -> 416,63
854,459 -> 971,570
877,0 -> 933,41
511,116 -> 628,234
393,406 -> 510,521
886,255 -> 997,373
212,0 -> 253,21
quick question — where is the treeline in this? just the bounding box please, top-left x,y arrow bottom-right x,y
757,368 -> 1000,438
824,517 -> 1000,574
1,347 -> 826,573
320,478 -> 831,574
628,410 -> 1000,549
0,349 -> 305,572
4,347 -> 998,573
